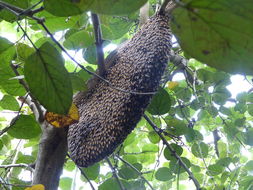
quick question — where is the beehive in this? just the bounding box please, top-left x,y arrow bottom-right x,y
68,13 -> 172,167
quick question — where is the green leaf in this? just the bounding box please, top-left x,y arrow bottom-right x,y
24,42 -> 73,114
118,163 -> 142,180
147,88 -> 171,115
0,95 -> 19,111
0,46 -> 26,96
0,140 -> 3,150
169,157 -> 191,174
82,163 -> 100,180
212,87 -> 231,105
165,117 -> 189,136
98,178 -> 124,190
148,131 -> 160,144
82,45 -> 97,64
0,0 -> 30,22
70,73 -> 87,93
16,154 -> 36,164
100,15 -> 134,40
191,142 -> 209,158
155,167 -> 173,181
89,0 -> 147,15
0,37 -> 13,53
172,0 -> 253,75
207,164 -> 223,176
59,177 -> 72,190
16,43 -> 34,61
245,160 -> 253,172
164,144 -> 183,161
63,30 -> 94,50
7,115 -> 41,139
242,128 -> 253,146
44,0 -> 82,16
216,157 -> 232,168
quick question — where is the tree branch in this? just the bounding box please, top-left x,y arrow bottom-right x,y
0,94 -> 28,137
10,63 -> 44,122
78,167 -> 96,190
115,155 -> 154,190
0,0 -> 44,22
106,157 -> 126,190
143,114 -> 201,190
91,13 -> 105,77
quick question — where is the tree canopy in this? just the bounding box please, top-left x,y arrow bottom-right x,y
0,0 -> 253,190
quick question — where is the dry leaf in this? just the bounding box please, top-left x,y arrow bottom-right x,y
167,81 -> 179,90
45,103 -> 79,128
25,184 -> 45,190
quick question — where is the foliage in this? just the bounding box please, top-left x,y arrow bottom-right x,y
0,0 -> 253,190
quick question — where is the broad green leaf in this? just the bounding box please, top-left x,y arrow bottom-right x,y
29,12 -> 82,33
69,73 -> 87,93
16,154 -> 36,164
165,117 -> 189,136
16,43 -> 34,61
24,42 -> 73,115
147,88 -> 171,115
240,176 -> 253,190
82,45 -> 97,64
169,157 -> 191,174
82,163 -> 100,180
100,15 -> 134,40
0,0 -> 30,22
191,142 -> 209,158
59,177 -> 72,190
0,140 -> 3,150
88,0 -> 147,15
245,160 -> 253,172
98,178 -> 124,190
63,30 -> 94,50
155,167 -> 173,181
212,87 -> 231,105
164,144 -> 183,161
242,128 -> 253,146
44,0 -> 82,16
216,157 -> 232,168
148,131 -> 160,144
7,115 -> 41,139
118,163 -> 142,180
172,0 -> 253,75
207,164 -> 223,176
0,37 -> 13,53
142,144 -> 158,152
0,46 -> 26,96
0,95 -> 19,111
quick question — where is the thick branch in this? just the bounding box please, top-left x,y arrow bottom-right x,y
32,123 -> 68,190
91,13 -> 105,77
143,114 -> 201,190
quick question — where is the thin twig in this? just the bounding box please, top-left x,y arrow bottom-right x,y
116,155 -> 154,190
143,114 -> 201,190
10,64 -> 44,122
0,0 -> 44,22
91,13 -> 105,77
0,182 -> 30,187
66,154 -> 96,190
16,21 -> 38,50
0,163 -> 34,173
78,167 -> 96,190
105,157 -> 126,190
0,94 -> 28,137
